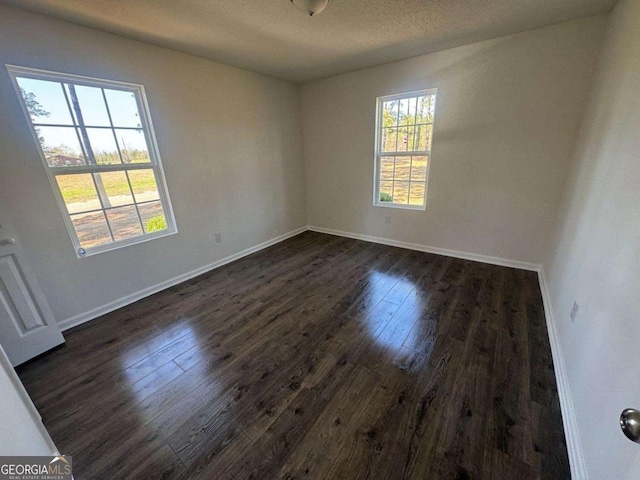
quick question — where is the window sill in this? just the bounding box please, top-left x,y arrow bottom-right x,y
76,227 -> 177,258
373,202 -> 426,211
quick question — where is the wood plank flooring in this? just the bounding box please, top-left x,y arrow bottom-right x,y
17,232 -> 570,479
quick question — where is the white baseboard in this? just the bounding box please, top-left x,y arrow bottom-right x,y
538,267 -> 587,480
57,226 -> 308,331
307,225 -> 540,271
59,225 -> 538,331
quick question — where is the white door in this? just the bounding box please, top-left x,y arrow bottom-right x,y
0,219 -> 64,366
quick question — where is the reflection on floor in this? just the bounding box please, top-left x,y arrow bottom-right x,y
17,231 -> 570,479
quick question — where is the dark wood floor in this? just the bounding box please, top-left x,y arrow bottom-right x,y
17,232 -> 570,479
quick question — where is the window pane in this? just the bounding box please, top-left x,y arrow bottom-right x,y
104,89 -> 141,128
66,84 -> 110,126
382,128 -> 397,153
380,157 -> 394,180
411,156 -> 428,181
116,129 -> 150,163
16,78 -> 73,125
128,169 -> 160,202
37,126 -> 86,167
85,128 -> 121,165
397,126 -> 409,152
407,97 -> 418,124
393,181 -> 409,204
414,125 -> 423,151
416,95 -> 435,123
426,124 -> 434,148
95,171 -> 134,207
382,100 -> 399,127
56,174 -> 100,214
405,126 -> 416,151
379,181 -> 393,202
105,205 -> 143,241
409,183 -> 426,206
394,157 -> 410,181
71,211 -> 112,248
138,201 -> 167,233
399,98 -> 411,124
415,124 -> 433,151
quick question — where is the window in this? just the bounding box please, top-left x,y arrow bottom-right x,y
373,89 -> 437,210
7,66 -> 176,257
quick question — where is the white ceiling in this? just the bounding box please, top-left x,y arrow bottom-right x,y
1,0 -> 617,83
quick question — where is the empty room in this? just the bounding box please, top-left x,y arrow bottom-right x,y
0,0 -> 638,478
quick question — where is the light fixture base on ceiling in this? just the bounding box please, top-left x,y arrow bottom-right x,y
290,0 -> 329,17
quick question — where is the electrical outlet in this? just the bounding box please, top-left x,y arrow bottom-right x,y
570,302 -> 579,322
384,216 -> 391,225
214,233 -> 222,243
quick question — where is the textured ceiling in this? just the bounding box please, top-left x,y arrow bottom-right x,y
1,0 -> 617,83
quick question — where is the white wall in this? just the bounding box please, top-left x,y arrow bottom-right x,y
300,16 -> 607,265
0,344 -> 58,455
543,0 -> 640,478
0,5 -> 306,326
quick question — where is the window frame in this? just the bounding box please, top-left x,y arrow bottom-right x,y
6,65 -> 177,258
373,88 -> 437,211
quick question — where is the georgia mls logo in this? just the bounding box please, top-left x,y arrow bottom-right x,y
0,455 -> 72,480
49,456 -> 71,473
